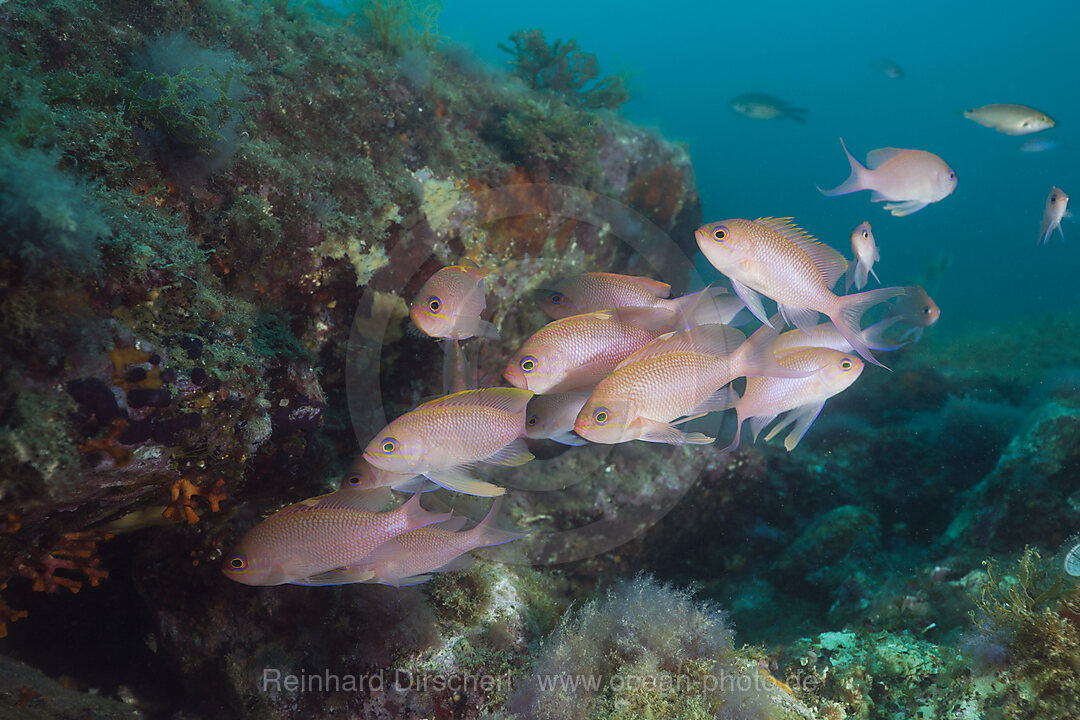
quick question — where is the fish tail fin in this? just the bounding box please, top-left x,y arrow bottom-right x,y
401,491 -> 454,530
829,287 -> 906,368
466,497 -> 529,549
818,137 -> 870,197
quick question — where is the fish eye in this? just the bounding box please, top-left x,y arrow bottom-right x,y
550,292 -> 563,305
948,171 -> 955,179
1051,194 -> 1058,202
862,231 -> 870,239
427,296 -> 442,313
380,437 -> 398,454
840,358 -> 854,371
923,305 -> 933,314
1022,121 -> 1030,127
520,356 -> 538,373
527,414 -> 538,427
594,407 -> 609,424
346,473 -> 361,487
229,556 -> 247,570
712,226 -> 728,242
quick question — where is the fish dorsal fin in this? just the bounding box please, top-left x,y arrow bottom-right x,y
455,261 -> 489,284
416,387 -> 533,415
754,217 -> 849,287
616,324 -> 746,369
603,273 -> 672,298
290,487 -> 393,513
865,147 -> 907,169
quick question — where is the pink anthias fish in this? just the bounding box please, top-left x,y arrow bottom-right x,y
538,272 -> 746,325
771,319 -> 905,357
722,347 -> 864,454
357,499 -> 527,586
819,138 -> 957,217
525,392 -> 589,446
364,388 -> 534,497
504,307 -> 681,395
343,456 -> 430,494
695,217 -> 904,367
846,221 -> 880,291
410,263 -> 499,340
1038,186 -> 1070,245
222,489 -> 450,586
574,322 -> 802,445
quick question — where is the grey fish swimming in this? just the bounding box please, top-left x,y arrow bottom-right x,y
730,93 -> 806,122
961,104 -> 1055,136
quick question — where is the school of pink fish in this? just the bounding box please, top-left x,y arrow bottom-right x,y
225,211 -> 951,588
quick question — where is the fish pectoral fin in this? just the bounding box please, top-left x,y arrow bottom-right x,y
729,278 -> 773,327
764,401 -> 826,451
290,567 -> 377,586
689,387 -> 739,416
377,573 -> 434,587
883,200 -> 928,217
473,319 -> 501,340
550,430 -> 589,446
635,417 -> 715,445
424,467 -> 506,497
485,437 -> 534,467
779,304 -> 821,334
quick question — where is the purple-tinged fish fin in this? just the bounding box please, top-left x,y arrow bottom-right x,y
754,218 -> 849,288
883,200 -> 928,217
1038,217 -> 1052,245
819,138 -> 871,197
442,339 -> 473,394
868,265 -> 880,284
865,147 -> 906,170
389,475 -> 440,493
869,190 -> 889,202
289,567 -> 377,586
464,497 -> 529,549
689,386 -> 738,415
860,316 -> 906,351
897,325 -> 924,344
379,573 -> 435,586
485,437 -> 534,467
399,491 -> 456,529
718,408 -> 745,454
550,430 -> 588,446
764,401 -> 826,451
473,319 -> 500,340
828,286 -> 906,368
749,414 -> 777,443
424,467 -> 505,497
616,324 -> 745,370
779,304 -> 820,334
729,278 -> 773,327
634,417 -> 714,445
735,319 -> 813,379
433,516 -> 470,532
298,487 -> 394,513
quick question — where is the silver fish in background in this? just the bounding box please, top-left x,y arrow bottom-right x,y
819,138 -> 957,217
961,104 -> 1055,136
1038,186 -> 1070,245
722,347 -> 864,453
410,263 -> 499,340
846,221 -> 880,291
729,92 -> 806,122
872,58 -> 904,79
525,392 -> 590,446
538,272 -> 745,326
695,217 -> 904,367
1020,137 -> 1059,153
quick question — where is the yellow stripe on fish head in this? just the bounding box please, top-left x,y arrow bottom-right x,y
818,352 -> 864,391
363,426 -> 428,473
695,219 -> 755,274
574,397 -> 634,444
504,336 -> 573,393
223,528 -> 293,586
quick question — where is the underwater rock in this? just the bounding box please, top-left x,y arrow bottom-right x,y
0,653 -> 139,719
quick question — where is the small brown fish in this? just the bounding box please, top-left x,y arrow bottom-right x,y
222,490 -> 449,586
722,347 -> 864,453
525,392 -> 590,446
574,323 -> 799,445
410,263 -> 499,340
819,139 -> 957,216
695,217 -> 903,367
729,93 -> 806,122
538,273 -> 744,325
364,388 -> 534,497
879,286 -> 940,344
358,499 -> 527,586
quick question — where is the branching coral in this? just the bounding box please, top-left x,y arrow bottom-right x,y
499,29 -> 629,110
162,477 -> 227,524
353,0 -> 443,54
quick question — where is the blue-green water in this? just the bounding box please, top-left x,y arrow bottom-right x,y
440,0 -> 1080,327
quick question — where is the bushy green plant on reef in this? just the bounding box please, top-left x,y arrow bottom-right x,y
499,29 -> 629,110
352,0 -> 442,54
970,546 -> 1080,720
